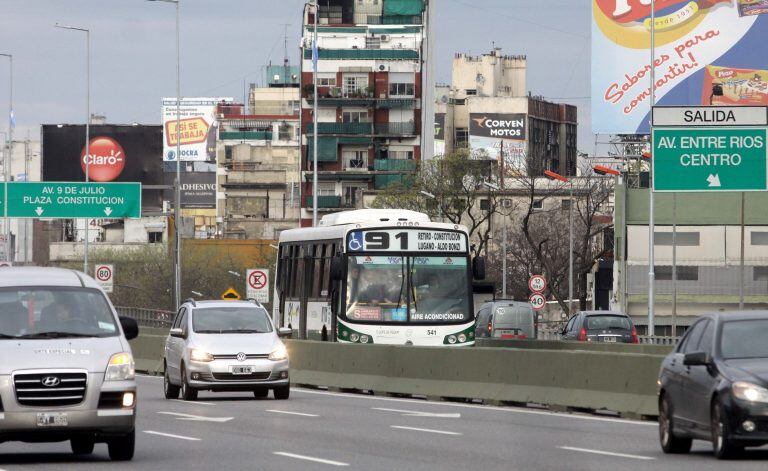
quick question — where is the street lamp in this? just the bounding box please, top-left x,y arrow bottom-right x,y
148,0 -> 182,312
54,25 -> 90,274
0,53 -> 11,263
544,170 -> 573,315
227,270 -> 241,278
483,181 -> 507,298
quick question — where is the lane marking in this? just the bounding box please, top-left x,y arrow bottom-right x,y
266,409 -> 319,417
157,411 -> 234,423
559,446 -> 655,461
373,407 -> 460,418
143,430 -> 201,441
294,388 -> 655,427
391,425 -> 462,436
273,452 -> 349,467
171,399 -> 217,406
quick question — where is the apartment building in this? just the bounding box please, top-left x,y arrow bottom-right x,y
299,0 -> 432,226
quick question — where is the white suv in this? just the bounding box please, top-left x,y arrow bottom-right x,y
163,299 -> 291,401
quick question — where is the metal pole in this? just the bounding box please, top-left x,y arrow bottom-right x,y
175,0 -> 182,311
500,140 -> 506,299
84,30 -> 90,274
739,191 -> 745,310
0,53 -> 12,262
568,181 -> 573,315
647,0 -> 656,336
672,193 -> 677,337
312,0 -> 319,227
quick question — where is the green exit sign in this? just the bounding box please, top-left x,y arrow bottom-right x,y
652,127 -> 768,192
5,182 -> 141,218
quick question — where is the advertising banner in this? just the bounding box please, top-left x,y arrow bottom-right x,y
162,97 -> 232,162
41,124 -> 163,210
164,172 -> 216,209
434,112 -> 445,156
469,113 -> 527,171
592,0 -> 768,134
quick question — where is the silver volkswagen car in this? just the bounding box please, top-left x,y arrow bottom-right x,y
0,267 -> 139,461
163,299 -> 291,401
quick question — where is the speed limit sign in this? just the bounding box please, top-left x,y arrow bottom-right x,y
529,293 -> 546,311
95,264 -> 114,293
529,275 -> 547,293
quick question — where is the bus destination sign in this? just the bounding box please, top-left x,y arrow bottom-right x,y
347,229 -> 467,253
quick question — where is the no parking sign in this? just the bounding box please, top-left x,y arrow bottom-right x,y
95,264 -> 114,293
246,269 -> 269,303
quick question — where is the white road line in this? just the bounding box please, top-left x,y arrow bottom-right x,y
273,452 -> 349,467
294,388 -> 654,427
157,411 -> 233,423
559,446 -> 655,461
171,399 -> 217,406
143,430 -> 201,442
373,407 -> 460,418
266,409 -> 319,417
391,425 -> 462,436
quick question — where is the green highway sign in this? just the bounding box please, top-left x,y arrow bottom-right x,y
652,127 -> 768,192
5,182 -> 141,218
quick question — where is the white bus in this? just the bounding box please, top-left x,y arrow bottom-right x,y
274,209 -> 485,346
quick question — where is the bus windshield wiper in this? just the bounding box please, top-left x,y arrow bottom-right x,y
19,331 -> 93,339
0,333 -> 20,339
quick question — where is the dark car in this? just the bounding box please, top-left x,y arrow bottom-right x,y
658,311 -> 768,459
560,311 -> 638,343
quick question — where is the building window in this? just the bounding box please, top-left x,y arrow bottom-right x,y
389,150 -> 413,160
465,89 -> 477,96
754,267 -> 768,281
479,199 -> 490,211
751,232 -> 768,246
224,145 -> 233,160
655,266 -> 699,281
278,123 -> 293,141
318,77 -> 336,87
343,149 -> 367,170
455,128 -> 468,147
449,98 -> 466,106
561,199 -> 571,211
148,232 -> 163,244
654,232 -> 700,246
389,82 -> 415,97
317,182 -> 336,196
532,200 -> 544,210
342,110 -> 370,123
343,75 -> 368,97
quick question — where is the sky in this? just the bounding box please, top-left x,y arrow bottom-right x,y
0,0 -> 592,151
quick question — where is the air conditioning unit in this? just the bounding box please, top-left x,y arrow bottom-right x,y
377,64 -> 390,72
379,34 -> 391,42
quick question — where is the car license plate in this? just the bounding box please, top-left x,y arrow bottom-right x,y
37,412 -> 68,427
603,336 -> 617,343
229,365 -> 254,375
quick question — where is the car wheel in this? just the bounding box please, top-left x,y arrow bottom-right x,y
274,385 -> 290,400
180,365 -> 198,401
107,429 -> 135,461
659,395 -> 692,454
712,400 -> 742,459
253,389 -> 269,399
71,436 -> 95,455
163,363 -> 180,399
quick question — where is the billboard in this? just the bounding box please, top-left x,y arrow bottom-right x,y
469,113 -> 527,170
164,171 -> 217,209
162,97 -> 232,162
41,124 -> 163,210
592,1 -> 768,134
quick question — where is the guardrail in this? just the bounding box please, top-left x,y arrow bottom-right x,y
638,336 -> 679,346
116,306 -> 174,329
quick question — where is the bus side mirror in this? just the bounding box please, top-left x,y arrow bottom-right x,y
473,256 -> 486,280
330,254 -> 344,281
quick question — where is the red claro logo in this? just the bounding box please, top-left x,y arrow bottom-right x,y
80,137 -> 126,182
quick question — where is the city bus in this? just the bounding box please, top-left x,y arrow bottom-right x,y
273,209 -> 484,346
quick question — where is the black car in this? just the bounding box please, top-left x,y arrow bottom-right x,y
658,311 -> 768,459
560,311 -> 638,343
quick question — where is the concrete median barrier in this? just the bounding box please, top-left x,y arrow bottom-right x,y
129,327 -> 167,375
285,340 -> 663,418
477,338 -> 673,355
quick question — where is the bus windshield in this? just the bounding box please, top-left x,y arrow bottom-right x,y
345,255 -> 470,324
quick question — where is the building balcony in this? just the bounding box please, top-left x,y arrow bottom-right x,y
374,173 -> 414,190
373,159 -> 416,172
304,195 -> 345,209
374,122 -> 416,136
302,48 -> 419,61
220,131 -> 273,140
307,122 -> 373,135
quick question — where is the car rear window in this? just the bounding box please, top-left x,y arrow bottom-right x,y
584,315 -> 630,330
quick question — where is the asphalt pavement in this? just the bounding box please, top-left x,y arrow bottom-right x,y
1,374 -> 767,470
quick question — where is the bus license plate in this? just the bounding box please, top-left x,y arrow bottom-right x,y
230,366 -> 254,375
37,412 -> 68,427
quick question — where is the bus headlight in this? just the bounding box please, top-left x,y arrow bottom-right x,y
360,335 -> 370,344
458,333 -> 467,343
447,335 -> 457,344
350,333 -> 360,342
105,352 -> 135,381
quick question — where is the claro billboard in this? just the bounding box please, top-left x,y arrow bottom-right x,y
592,0 -> 768,134
41,124 -> 163,210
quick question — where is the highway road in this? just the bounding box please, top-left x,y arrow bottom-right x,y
0,375 -> 766,470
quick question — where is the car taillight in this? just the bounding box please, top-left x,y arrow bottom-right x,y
578,328 -> 587,341
487,321 -> 492,334
631,326 -> 639,344
518,334 -> 526,340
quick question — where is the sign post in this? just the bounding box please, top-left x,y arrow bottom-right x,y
246,269 -> 270,303
94,264 -> 114,293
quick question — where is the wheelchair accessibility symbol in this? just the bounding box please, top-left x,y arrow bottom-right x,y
348,232 -> 363,251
